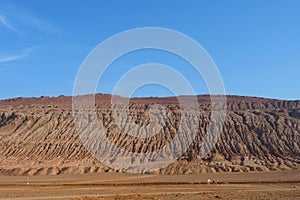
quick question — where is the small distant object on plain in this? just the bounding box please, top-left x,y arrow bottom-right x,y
207,179 -> 222,184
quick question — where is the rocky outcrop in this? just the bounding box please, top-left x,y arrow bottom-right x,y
0,94 -> 299,175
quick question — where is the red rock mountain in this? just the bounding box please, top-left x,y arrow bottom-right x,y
0,94 -> 299,175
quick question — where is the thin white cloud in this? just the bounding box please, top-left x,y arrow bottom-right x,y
23,15 -> 59,34
0,2 -> 62,36
0,48 -> 31,63
0,14 -> 19,33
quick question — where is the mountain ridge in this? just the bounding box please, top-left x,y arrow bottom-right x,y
0,94 -> 299,175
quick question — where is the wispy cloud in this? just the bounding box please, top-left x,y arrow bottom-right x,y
0,2 -> 62,37
0,2 -> 62,64
0,48 -> 31,63
22,14 -> 59,34
0,14 -> 19,33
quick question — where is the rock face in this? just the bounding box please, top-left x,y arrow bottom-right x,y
0,94 -> 299,175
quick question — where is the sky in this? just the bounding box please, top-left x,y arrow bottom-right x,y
0,0 -> 299,100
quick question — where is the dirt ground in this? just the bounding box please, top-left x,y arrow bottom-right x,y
0,170 -> 299,200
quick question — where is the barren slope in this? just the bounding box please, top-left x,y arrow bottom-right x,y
0,94 -> 299,175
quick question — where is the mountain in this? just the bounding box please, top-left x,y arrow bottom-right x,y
0,94 -> 299,175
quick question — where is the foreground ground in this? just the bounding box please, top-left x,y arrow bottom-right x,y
0,170 -> 299,200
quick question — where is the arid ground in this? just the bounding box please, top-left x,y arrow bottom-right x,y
1,95 -> 300,175
0,170 -> 299,200
0,95 -> 299,199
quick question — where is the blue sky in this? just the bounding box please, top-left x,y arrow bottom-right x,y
0,0 -> 299,100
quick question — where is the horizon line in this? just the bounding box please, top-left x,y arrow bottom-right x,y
1,92 -> 299,102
